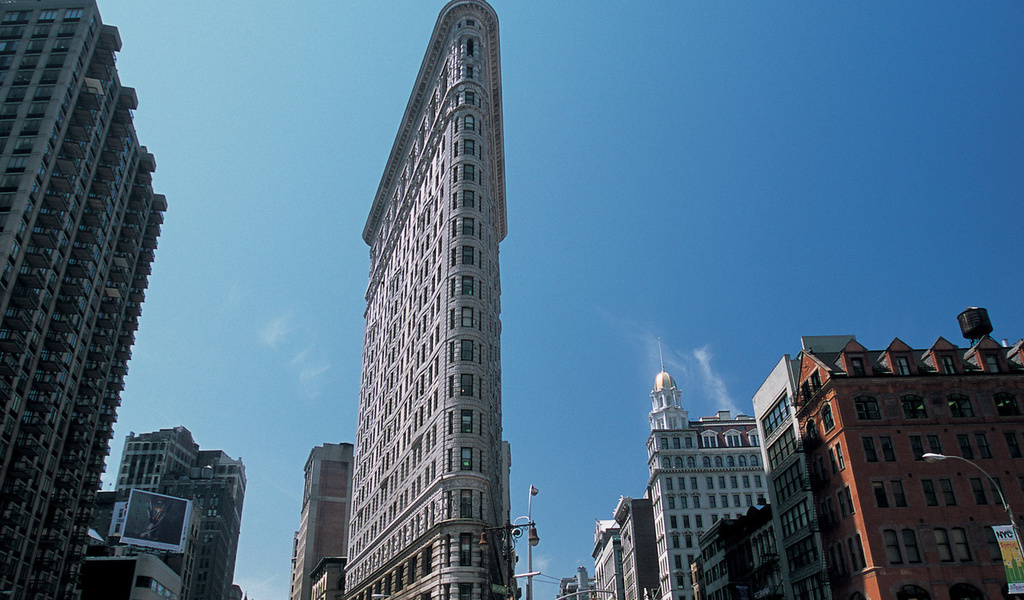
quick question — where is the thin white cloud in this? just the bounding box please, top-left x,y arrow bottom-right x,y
693,345 -> 740,414
298,363 -> 330,398
259,312 -> 293,348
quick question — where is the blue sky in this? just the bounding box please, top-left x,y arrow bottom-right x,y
93,1 -> 1024,597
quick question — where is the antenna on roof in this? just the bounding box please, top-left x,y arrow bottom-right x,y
658,338 -> 665,372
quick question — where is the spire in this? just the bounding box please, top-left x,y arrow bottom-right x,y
658,337 -> 665,372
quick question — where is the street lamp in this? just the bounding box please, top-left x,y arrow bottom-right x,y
479,518 -> 539,599
922,452 -> 1024,556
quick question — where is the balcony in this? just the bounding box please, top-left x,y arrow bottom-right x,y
0,329 -> 27,352
23,247 -> 51,268
8,286 -> 38,309
3,309 -> 33,331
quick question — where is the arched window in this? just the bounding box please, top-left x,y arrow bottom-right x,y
946,393 -> 973,417
738,456 -> 747,467
996,393 -> 1022,416
702,457 -> 711,468
726,456 -> 735,467
854,395 -> 881,420
674,457 -> 683,468
896,585 -> 930,600
949,583 -> 984,600
687,457 -> 696,468
750,455 -> 759,466
662,458 -> 671,469
901,394 -> 928,419
714,456 -> 723,468
821,403 -> 835,431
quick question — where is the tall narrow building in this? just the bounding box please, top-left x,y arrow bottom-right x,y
290,442 -> 354,600
0,1 -> 165,598
346,3 -> 509,600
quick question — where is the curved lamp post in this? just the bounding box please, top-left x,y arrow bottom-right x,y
922,452 -> 1024,556
479,518 -> 539,599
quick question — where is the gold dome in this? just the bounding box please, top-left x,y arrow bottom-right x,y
655,370 -> 676,392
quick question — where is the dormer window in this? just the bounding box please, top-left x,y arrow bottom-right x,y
850,357 -> 865,376
895,356 -> 910,375
941,355 -> 956,374
984,355 -> 1000,373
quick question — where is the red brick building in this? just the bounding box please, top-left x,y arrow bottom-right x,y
794,326 -> 1024,600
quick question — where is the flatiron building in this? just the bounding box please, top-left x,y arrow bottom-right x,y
346,3 -> 510,600
0,1 -> 165,597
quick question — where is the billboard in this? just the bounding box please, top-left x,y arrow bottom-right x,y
120,489 -> 191,553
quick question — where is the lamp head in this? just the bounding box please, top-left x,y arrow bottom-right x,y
922,452 -> 947,463
528,526 -> 540,547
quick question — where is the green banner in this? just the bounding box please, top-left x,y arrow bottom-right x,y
992,526 -> 1024,593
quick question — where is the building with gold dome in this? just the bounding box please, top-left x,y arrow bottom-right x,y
644,370 -> 767,600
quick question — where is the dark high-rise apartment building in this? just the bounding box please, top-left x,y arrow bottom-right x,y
0,1 -> 165,597
346,2 -> 510,600
116,428 -> 246,600
290,442 -> 353,600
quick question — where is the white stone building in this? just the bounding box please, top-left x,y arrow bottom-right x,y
644,370 -> 767,600
345,3 -> 511,600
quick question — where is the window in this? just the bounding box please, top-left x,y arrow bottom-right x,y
466,39 -> 474,56
464,115 -> 475,131
461,245 -> 474,265
64,8 -> 84,20
957,434 -> 974,459
459,534 -> 472,566
462,217 -> 475,236
706,476 -> 714,490
460,490 -> 472,517
1006,432 -> 1022,458
667,496 -> 675,509
463,164 -> 475,182
922,479 -> 938,506
996,393 -> 1021,417
460,447 -> 472,470
883,529 -> 903,564
873,481 -> 889,508
862,437 -> 878,462
895,356 -> 911,375
952,527 -> 971,561
855,396 -> 881,420
461,307 -> 473,328
460,410 -> 473,433
910,436 -> 924,460
892,480 -> 907,507
821,403 -> 835,431
948,394 -> 975,417
985,354 -> 1000,373
879,436 -> 896,461
460,339 -> 473,361
463,139 -> 475,156
464,91 -> 475,105
901,395 -> 927,418
670,515 -> 677,529
460,275 -> 474,296
761,394 -> 790,436
466,66 -> 473,78
902,529 -> 922,563
935,528 -> 954,562
927,434 -> 942,454
970,478 -> 988,504
974,433 -> 992,459
702,432 -> 718,448
938,478 -> 957,505
463,190 -> 475,208
459,374 -> 473,396
941,355 -> 956,374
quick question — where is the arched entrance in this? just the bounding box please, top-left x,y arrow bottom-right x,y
896,585 -> 931,600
